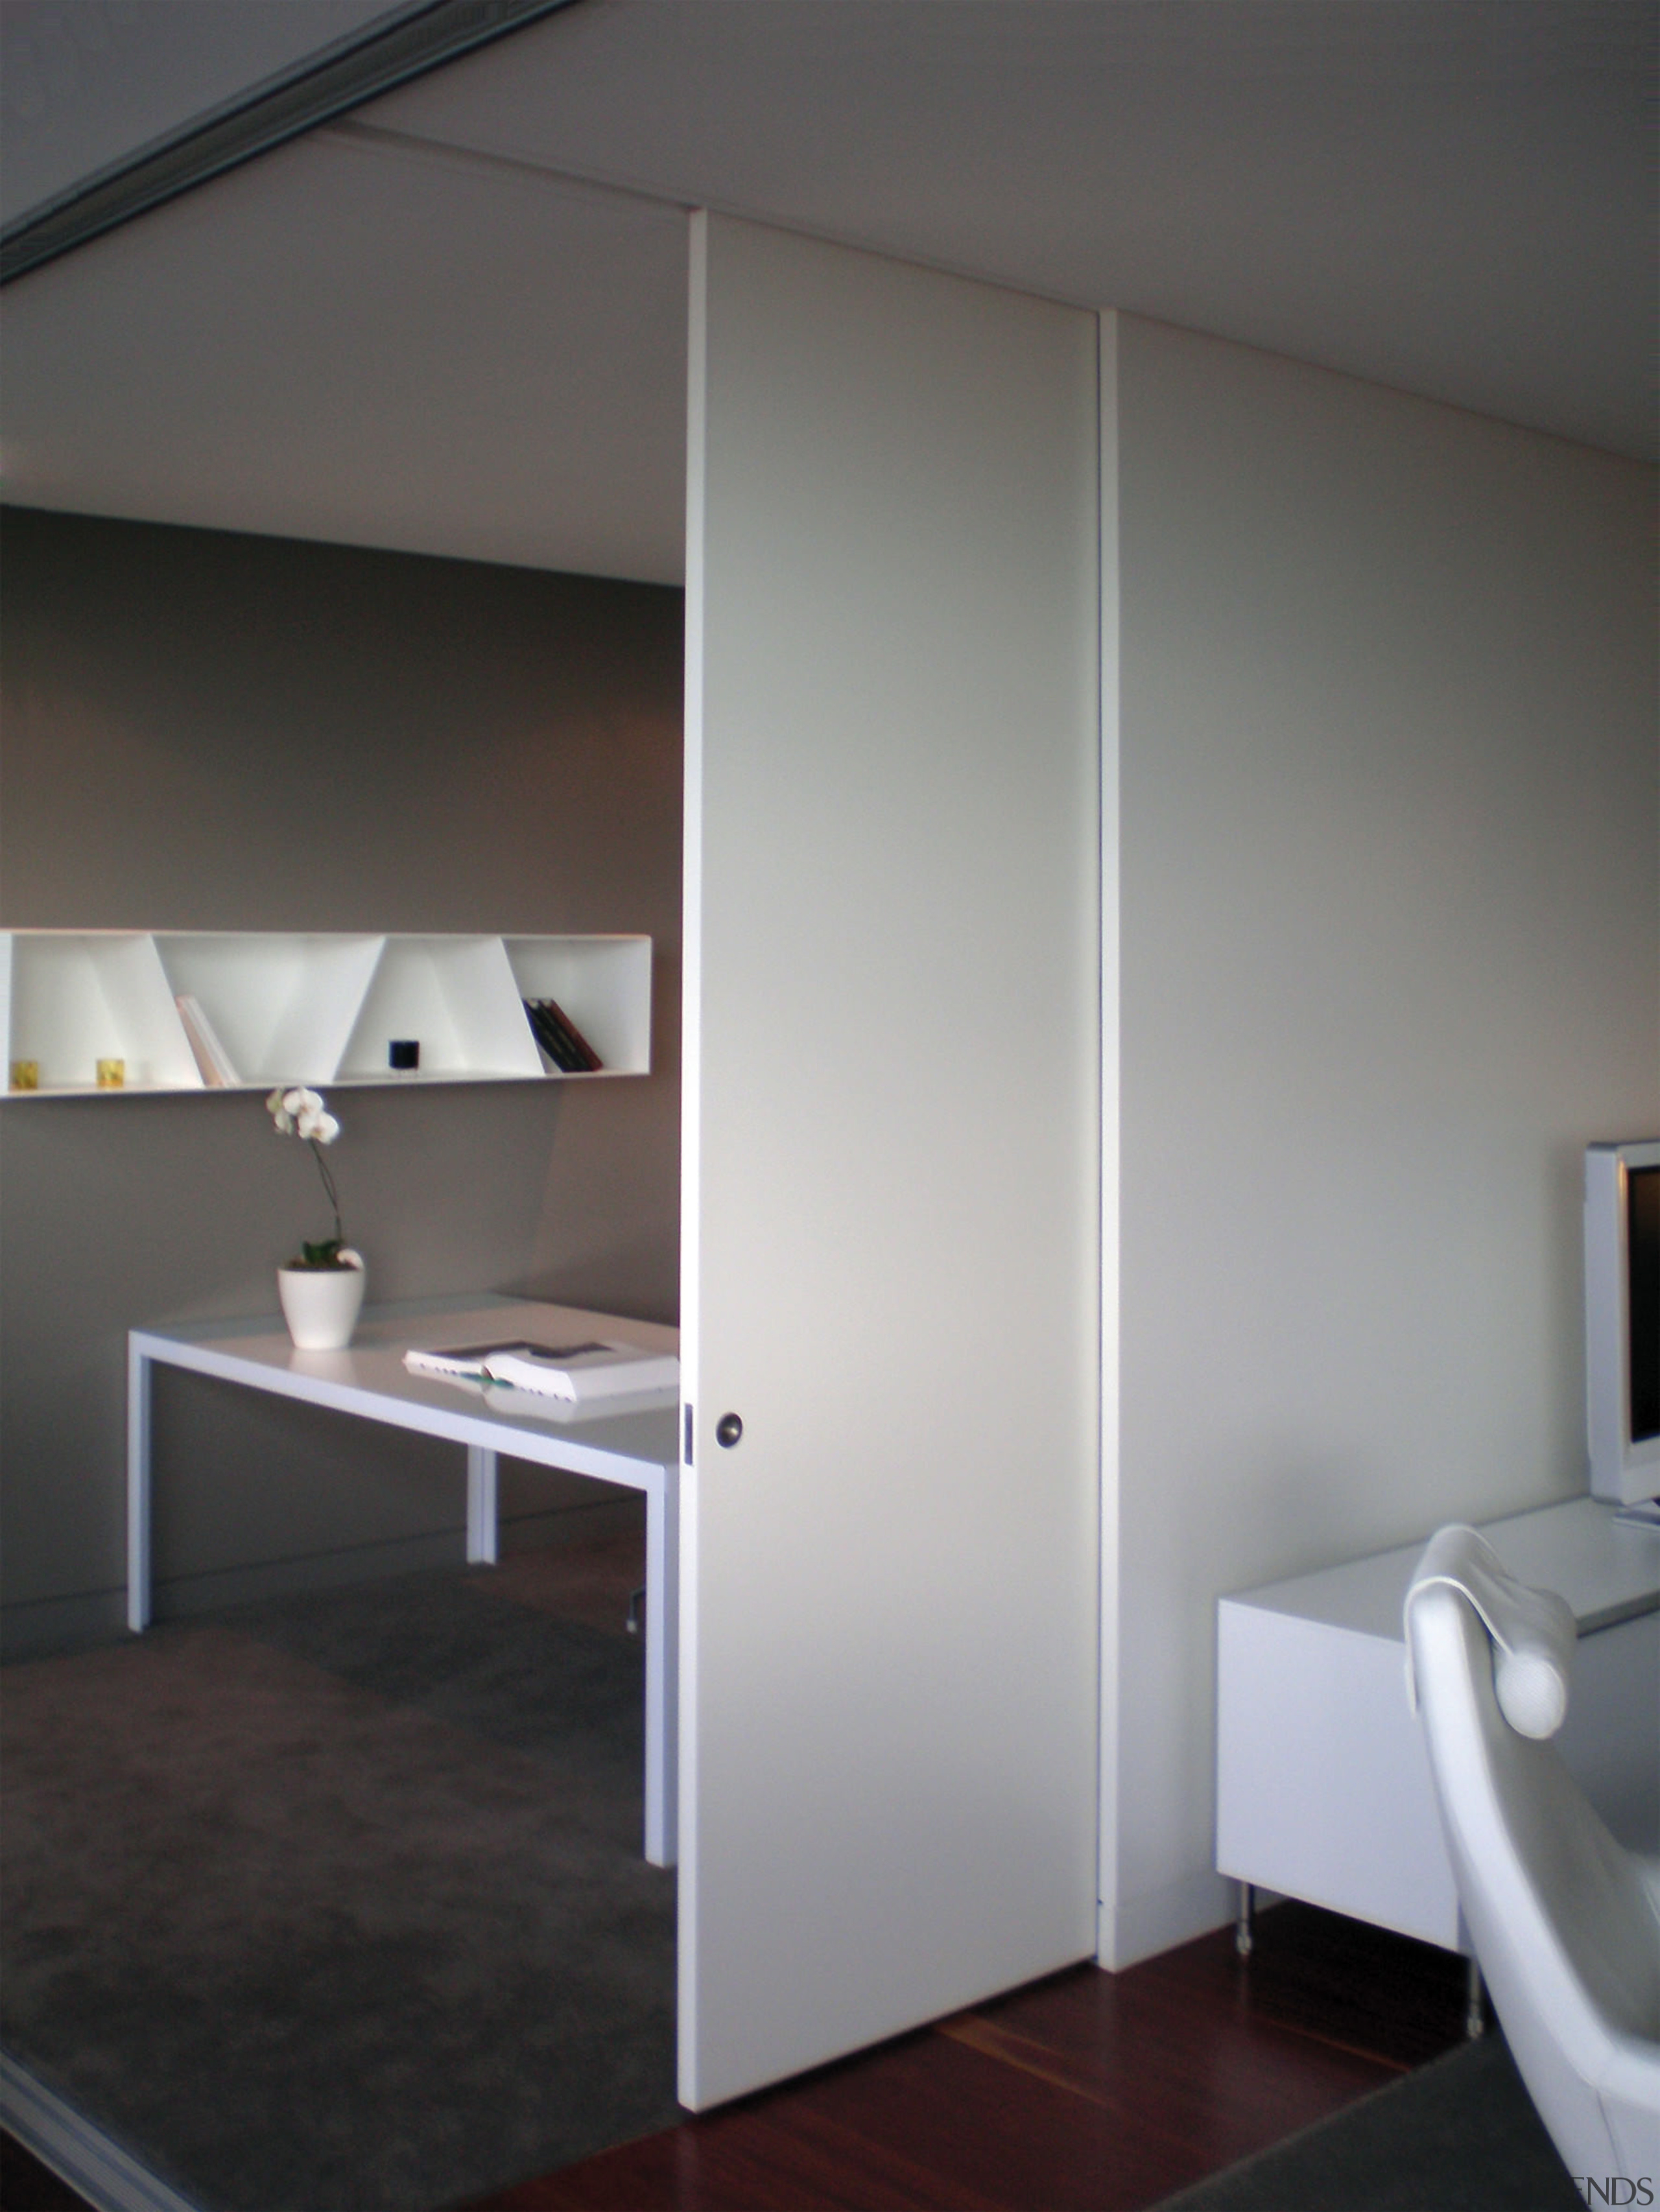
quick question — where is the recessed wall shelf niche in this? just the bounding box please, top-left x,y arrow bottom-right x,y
0,932 -> 652,1097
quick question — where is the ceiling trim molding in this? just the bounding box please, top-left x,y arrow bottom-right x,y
319,117 -> 693,220
0,0 -> 585,287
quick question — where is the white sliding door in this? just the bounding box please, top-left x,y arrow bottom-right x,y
680,212 -> 1100,2110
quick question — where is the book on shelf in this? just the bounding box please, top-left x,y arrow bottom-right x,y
174,994 -> 239,1087
525,1020 -> 575,1073
403,1337 -> 678,1405
544,998 -> 602,1071
522,997 -> 602,1073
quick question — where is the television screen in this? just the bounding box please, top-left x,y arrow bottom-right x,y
1587,1140 -> 1660,1505
1629,1164 -> 1659,1446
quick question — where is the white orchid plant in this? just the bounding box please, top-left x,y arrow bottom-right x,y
267,1087 -> 361,1271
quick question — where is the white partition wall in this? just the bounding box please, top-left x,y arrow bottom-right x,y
1102,314 -> 1659,1970
680,213 -> 1101,2109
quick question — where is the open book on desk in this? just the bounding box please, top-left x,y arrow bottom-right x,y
412,1370 -> 676,1425
403,1337 -> 679,1407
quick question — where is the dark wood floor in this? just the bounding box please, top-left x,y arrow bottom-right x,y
458,1896 -> 1471,2212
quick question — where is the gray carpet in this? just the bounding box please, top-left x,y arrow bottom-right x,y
1155,2030 -> 1585,2211
0,1566 -> 679,2212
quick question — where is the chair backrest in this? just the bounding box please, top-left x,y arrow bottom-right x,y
1407,1578 -> 1660,2180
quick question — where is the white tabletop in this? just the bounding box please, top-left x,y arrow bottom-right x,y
1225,1494 -> 1660,1641
132,1295 -> 681,1485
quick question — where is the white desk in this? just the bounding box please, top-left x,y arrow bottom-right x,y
1217,1496 -> 1660,1952
127,1298 -> 680,1866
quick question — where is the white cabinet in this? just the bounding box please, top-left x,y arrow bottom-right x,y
1,930 -> 650,1096
1216,1497 -> 1660,1950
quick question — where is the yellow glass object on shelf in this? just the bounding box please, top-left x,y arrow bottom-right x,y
10,1059 -> 40,1091
96,1058 -> 125,1090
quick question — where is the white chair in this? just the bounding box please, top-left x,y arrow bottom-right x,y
1405,1527 -> 1660,2183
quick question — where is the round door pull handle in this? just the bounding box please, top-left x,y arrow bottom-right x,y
715,1412 -> 743,1448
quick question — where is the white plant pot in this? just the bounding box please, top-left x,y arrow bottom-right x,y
278,1258 -> 365,1350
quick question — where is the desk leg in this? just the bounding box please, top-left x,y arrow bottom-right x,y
126,1345 -> 152,1633
466,1446 -> 499,1565
643,1466 -> 679,1868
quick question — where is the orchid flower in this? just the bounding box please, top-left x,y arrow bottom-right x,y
267,1086 -> 350,1264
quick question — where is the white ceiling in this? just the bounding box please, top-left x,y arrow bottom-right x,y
377,0 -> 1657,459
1,0 -> 1654,587
1,125 -> 691,582
0,1 -> 418,217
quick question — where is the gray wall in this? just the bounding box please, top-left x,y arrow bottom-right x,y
0,506 -> 683,1654
1103,318 -> 1659,1964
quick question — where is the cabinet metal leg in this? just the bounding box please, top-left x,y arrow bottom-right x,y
1465,1956 -> 1486,2039
1235,1881 -> 1254,1959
